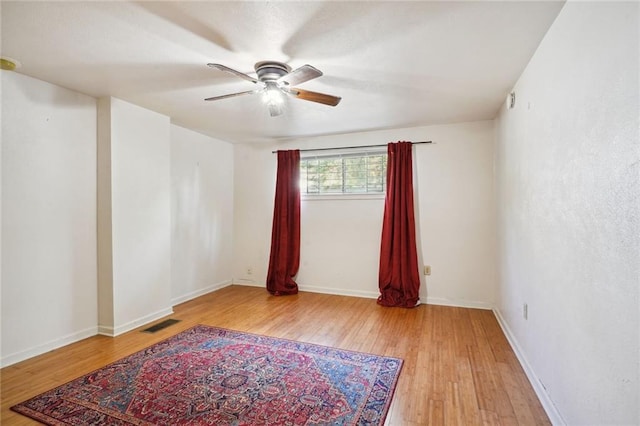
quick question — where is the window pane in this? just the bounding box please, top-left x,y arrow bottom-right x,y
344,157 -> 366,193
367,154 -> 386,192
318,158 -> 342,192
300,151 -> 387,195
302,158 -> 318,193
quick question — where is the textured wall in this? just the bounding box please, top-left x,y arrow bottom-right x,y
232,121 -> 497,308
495,2 -> 639,424
1,72 -> 97,366
170,125 -> 234,304
99,97 -> 172,335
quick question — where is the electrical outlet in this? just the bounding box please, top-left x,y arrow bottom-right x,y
523,303 -> 528,320
424,265 -> 431,275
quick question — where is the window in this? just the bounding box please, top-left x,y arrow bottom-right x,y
300,150 -> 387,195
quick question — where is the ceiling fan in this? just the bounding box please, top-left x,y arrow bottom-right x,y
205,61 -> 341,117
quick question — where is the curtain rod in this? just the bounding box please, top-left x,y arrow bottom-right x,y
271,140 -> 432,154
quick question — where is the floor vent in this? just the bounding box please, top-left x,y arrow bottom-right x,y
141,319 -> 181,333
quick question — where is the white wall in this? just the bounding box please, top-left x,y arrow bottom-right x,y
1,74 -> 233,363
170,125 -> 234,304
494,2 -> 639,424
233,121 -> 496,308
1,72 -> 97,366
416,121 -> 496,308
98,97 -> 172,336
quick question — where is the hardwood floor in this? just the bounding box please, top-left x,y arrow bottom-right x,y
1,285 -> 550,425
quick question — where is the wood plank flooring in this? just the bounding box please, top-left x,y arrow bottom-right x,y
1,285 -> 550,425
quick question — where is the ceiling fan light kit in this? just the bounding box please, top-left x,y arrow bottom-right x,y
206,61 -> 341,117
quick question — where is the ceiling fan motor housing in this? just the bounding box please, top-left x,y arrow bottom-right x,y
255,61 -> 291,82
205,61 -> 341,110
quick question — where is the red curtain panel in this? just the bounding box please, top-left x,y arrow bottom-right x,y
378,142 -> 421,307
266,150 -> 301,295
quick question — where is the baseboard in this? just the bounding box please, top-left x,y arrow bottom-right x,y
171,279 -> 233,306
97,324 -> 116,336
1,326 -> 98,368
493,308 -> 565,425
425,296 -> 493,310
9,282 -> 231,353
298,285 -> 380,299
232,280 -> 262,288
98,307 -> 174,337
100,280 -> 235,336
232,282 -> 496,309
232,281 -> 380,299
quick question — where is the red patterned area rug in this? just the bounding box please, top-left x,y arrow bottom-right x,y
12,325 -> 403,425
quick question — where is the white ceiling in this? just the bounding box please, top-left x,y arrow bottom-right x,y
1,1 -> 564,144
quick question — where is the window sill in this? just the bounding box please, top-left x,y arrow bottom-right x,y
301,193 -> 385,201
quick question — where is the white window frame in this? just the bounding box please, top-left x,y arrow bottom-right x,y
299,148 -> 387,200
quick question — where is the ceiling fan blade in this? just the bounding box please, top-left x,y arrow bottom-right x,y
277,64 -> 322,86
207,63 -> 260,84
204,90 -> 256,101
287,88 -> 341,106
